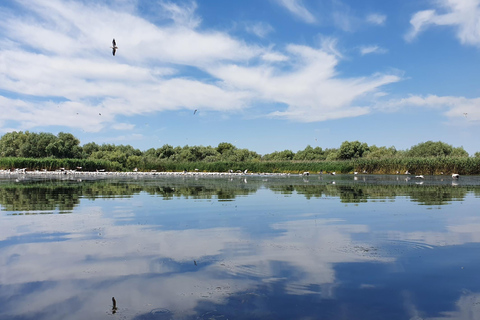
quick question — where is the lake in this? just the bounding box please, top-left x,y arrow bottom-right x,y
1,173 -> 480,320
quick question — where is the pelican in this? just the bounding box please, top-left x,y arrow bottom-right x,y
111,39 -> 118,56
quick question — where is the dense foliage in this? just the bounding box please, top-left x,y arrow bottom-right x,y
0,132 -> 478,174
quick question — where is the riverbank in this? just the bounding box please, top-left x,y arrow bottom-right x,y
1,157 -> 479,175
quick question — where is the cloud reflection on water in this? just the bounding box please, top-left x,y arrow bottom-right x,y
1,177 -> 480,319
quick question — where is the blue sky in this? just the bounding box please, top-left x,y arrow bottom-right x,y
1,0 -> 480,155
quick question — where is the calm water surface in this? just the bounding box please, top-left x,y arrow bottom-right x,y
1,174 -> 480,320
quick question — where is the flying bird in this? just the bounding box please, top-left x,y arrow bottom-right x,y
111,39 -> 118,56
194,109 -> 197,115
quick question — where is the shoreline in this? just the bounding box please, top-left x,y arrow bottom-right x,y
0,169 -> 294,178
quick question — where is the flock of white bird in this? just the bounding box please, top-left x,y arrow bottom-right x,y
0,168 -> 461,179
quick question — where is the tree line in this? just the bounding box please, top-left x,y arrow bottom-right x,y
0,131 -> 479,172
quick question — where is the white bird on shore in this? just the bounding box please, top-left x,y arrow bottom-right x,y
452,173 -> 460,179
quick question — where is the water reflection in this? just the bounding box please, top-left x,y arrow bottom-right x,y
1,175 -> 480,319
0,175 -> 478,213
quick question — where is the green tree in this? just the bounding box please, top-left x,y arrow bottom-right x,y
0,131 -> 28,157
82,142 -> 100,157
407,141 -> 454,157
364,145 -> 397,159
216,142 -> 236,155
293,145 -> 325,160
263,150 -> 295,161
450,147 -> 469,157
338,141 -> 369,160
46,132 -> 82,158
158,144 -> 176,160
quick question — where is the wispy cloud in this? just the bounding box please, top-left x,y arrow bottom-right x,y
274,0 -> 316,23
159,0 -> 202,29
359,45 -> 388,55
406,0 -> 480,46
209,45 -> 401,122
366,13 -> 386,26
376,95 -> 480,122
0,0 -> 401,133
245,21 -> 275,38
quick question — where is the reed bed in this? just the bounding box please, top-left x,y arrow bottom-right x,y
1,157 -> 479,175
0,157 -> 122,172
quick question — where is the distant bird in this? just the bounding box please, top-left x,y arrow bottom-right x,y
194,109 -> 197,115
112,297 -> 117,314
452,173 -> 460,179
415,175 -> 424,179
463,113 -> 468,118
194,260 -> 197,266
111,39 -> 118,56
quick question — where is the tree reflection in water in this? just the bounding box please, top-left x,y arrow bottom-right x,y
0,175 -> 474,213
1,174 -> 480,320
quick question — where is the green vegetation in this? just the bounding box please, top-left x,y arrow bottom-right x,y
0,131 -> 479,174
0,178 -> 474,212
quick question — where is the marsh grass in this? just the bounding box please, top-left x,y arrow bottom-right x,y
1,157 -> 479,175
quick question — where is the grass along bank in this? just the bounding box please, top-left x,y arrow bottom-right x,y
1,157 -> 479,175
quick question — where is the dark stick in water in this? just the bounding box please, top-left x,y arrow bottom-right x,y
112,297 -> 117,314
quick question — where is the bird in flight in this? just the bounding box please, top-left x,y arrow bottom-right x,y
111,39 -> 118,56
193,109 -> 197,115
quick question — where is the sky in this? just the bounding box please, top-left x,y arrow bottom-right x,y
0,0 -> 480,155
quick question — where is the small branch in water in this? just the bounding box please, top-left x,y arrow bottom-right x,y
112,297 -> 118,314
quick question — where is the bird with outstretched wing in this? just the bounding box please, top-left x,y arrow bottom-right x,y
111,39 -> 118,56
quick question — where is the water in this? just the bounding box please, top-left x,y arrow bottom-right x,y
1,174 -> 480,320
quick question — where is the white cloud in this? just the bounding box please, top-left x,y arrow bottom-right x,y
274,0 -> 316,23
0,0 -> 402,132
261,51 -> 289,62
245,21 -> 275,38
359,45 -> 388,55
331,0 -> 358,32
209,45 -> 400,122
376,95 -> 480,121
406,0 -> 480,46
111,123 -> 135,131
366,13 -> 386,26
319,36 -> 344,58
159,0 -> 202,29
